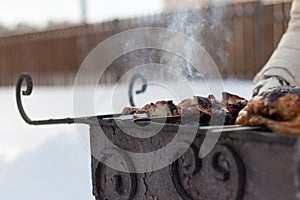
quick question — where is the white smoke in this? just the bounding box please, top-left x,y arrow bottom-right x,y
160,0 -> 231,80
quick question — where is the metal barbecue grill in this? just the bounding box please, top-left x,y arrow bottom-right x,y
16,73 -> 300,200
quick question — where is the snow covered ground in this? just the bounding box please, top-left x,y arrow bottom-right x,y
0,79 -> 254,200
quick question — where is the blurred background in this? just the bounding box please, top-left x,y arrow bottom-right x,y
0,0 -> 293,85
0,0 -> 292,199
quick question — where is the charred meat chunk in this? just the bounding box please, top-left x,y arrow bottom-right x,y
222,92 -> 248,124
177,96 -> 212,125
177,92 -> 247,125
122,100 -> 178,117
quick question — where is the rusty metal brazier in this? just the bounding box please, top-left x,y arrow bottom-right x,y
16,73 -> 300,200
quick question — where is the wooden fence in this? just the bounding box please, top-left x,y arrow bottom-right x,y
0,0 -> 292,86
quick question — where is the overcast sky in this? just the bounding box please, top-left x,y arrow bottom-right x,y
0,0 -> 163,27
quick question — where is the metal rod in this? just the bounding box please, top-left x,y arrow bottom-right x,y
128,74 -> 147,107
211,126 -> 261,133
16,73 -> 92,125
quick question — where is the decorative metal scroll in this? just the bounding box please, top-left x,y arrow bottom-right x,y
94,150 -> 137,200
16,73 -> 92,125
172,144 -> 245,200
171,144 -> 201,200
128,74 -> 147,107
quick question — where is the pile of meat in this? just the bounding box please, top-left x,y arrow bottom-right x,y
122,92 -> 248,125
236,87 -> 300,135
122,87 -> 300,135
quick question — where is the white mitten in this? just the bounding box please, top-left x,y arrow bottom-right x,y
252,76 -> 289,97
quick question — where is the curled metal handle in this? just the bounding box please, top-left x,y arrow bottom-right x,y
16,73 -> 92,125
128,74 -> 147,107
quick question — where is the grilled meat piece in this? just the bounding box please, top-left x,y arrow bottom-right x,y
222,92 -> 248,105
177,96 -> 211,113
236,87 -> 300,135
121,107 -> 139,115
141,100 -> 179,117
122,100 -> 178,117
177,96 -> 212,125
177,92 -> 248,125
222,92 -> 248,124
